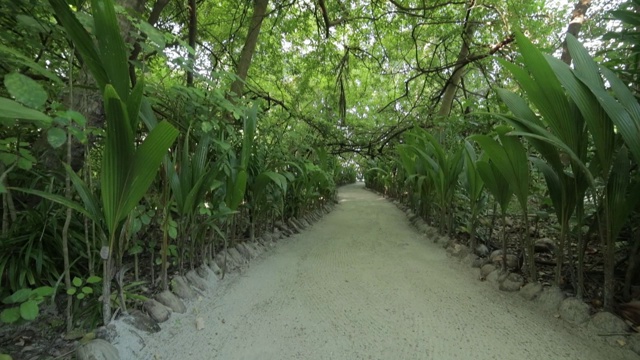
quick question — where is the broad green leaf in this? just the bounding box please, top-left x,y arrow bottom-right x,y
4,73 -> 48,109
19,300 -> 38,321
67,288 -> 77,295
48,0 -> 109,90
47,128 -> 67,149
128,77 -> 144,130
118,120 -> 178,223
229,170 -> 248,210
91,0 -> 130,101
72,277 -> 82,287
12,187 -> 94,220
608,147 -> 632,238
0,308 -> 20,323
138,21 -> 166,48
101,85 -> 134,234
599,66 -> 640,164
82,287 -> 94,295
62,163 -> 102,223
86,276 -> 102,284
3,289 -> 31,304
33,286 -> 53,297
0,97 -> 51,123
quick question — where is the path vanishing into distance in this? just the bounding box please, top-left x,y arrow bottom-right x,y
117,183 -> 636,360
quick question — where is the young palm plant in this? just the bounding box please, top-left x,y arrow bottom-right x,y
472,126 -> 533,278
461,141 -> 485,251
26,0 -> 181,324
492,32 -> 640,308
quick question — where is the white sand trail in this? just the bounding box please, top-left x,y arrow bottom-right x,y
119,183 -> 636,360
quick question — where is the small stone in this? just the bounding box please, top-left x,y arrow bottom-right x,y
76,339 -> 119,360
171,276 -> 197,300
227,247 -> 246,266
94,324 -> 117,342
486,269 -> 507,285
475,244 -> 489,257
536,286 -> 565,312
519,282 -> 543,301
559,297 -> 590,325
122,309 -> 161,333
196,265 -> 216,282
534,238 -> 556,253
261,233 -> 274,243
462,253 -> 478,267
587,312 -> 629,333
471,257 -> 486,268
489,249 -> 503,262
208,259 -> 222,277
155,290 -> 186,314
447,243 -> 470,258
186,270 -> 208,291
195,317 -> 205,331
436,236 -> 451,248
491,254 -> 519,269
480,264 -> 496,279
499,273 -> 524,292
287,220 -> 301,233
235,243 -> 252,260
143,299 -> 170,323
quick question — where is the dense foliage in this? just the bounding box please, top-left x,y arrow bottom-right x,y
0,0 -> 638,340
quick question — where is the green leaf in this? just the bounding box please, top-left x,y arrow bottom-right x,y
168,226 -> 178,239
0,97 -> 51,123
0,44 -> 62,85
4,73 -> 48,109
3,289 -> 31,304
11,187 -> 94,220
48,0 -> 109,90
77,293 -> 85,300
47,128 -> 67,149
19,300 -> 39,321
101,85 -> 134,235
91,0 -> 130,101
229,170 -> 248,210
0,308 -> 21,323
138,21 -> 166,48
72,277 -> 82,287
86,276 -> 102,284
81,287 -> 94,295
118,120 -> 179,224
67,288 -> 77,295
33,286 -> 54,297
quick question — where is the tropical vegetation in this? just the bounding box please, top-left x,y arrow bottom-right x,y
0,0 -> 638,351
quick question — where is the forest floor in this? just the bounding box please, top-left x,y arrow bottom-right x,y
116,182 -> 637,360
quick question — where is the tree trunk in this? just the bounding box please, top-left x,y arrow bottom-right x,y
230,0 -> 270,97
436,0 -> 475,118
560,0 -> 591,65
187,0 -> 197,86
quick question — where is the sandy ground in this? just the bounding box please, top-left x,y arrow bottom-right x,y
116,183 -> 637,360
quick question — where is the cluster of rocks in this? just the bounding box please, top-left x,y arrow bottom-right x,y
393,200 -> 640,357
76,203 -> 336,360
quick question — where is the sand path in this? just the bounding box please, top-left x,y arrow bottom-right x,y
118,183 -> 635,359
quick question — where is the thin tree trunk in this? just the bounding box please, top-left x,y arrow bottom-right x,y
230,0 -> 270,97
62,133 -> 73,332
560,0 -> 591,65
187,0 -> 197,86
436,0 -> 475,118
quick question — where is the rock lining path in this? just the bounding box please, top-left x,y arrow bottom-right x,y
118,183 -> 636,359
